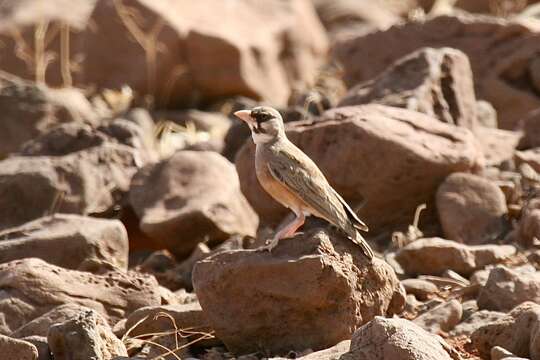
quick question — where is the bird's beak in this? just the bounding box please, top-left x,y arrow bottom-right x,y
234,110 -> 254,124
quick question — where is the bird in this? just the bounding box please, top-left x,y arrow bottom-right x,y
234,106 -> 374,260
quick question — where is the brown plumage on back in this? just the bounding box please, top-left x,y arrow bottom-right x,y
235,106 -> 374,260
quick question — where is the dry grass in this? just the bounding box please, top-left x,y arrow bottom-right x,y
391,203 -> 427,248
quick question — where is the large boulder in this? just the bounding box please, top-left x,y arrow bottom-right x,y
436,173 -> 508,244
339,47 -> 478,130
192,227 -> 402,355
333,13 -> 540,129
340,317 -> 457,360
0,0 -> 327,107
0,72 -> 98,158
395,238 -> 516,276
130,151 -> 258,258
0,258 -> 161,334
0,214 -> 128,270
236,105 -> 484,230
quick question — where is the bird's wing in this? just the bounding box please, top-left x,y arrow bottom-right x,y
267,146 -> 365,233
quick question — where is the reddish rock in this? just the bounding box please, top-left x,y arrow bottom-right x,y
193,227 -> 402,355
236,105 -> 483,231
339,47 -> 477,130
130,151 -> 258,258
0,334 -> 38,360
333,14 -> 540,129
436,173 -> 508,244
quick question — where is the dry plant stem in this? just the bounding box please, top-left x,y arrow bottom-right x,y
413,203 -> 427,229
34,21 -> 50,84
60,23 -> 73,87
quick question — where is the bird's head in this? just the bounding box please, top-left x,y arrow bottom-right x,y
234,106 -> 285,144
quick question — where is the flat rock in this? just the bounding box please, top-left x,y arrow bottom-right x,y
339,47 -> 477,129
395,237 -> 516,276
478,266 -> 540,311
413,299 -> 463,334
340,317 -> 457,360
48,308 -> 127,360
401,279 -> 439,301
0,258 -> 161,334
333,13 -> 540,129
236,105 -> 483,230
472,302 -> 540,360
0,214 -> 128,270
450,310 -> 506,337
0,334 -> 38,360
130,151 -> 258,258
193,227 -> 402,355
436,173 -> 508,244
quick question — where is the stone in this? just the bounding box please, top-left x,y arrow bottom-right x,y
475,127 -> 520,166
519,108 -> 540,149
296,340 -> 350,360
0,258 -> 161,334
0,0 -> 328,107
395,237 -> 516,276
476,100 -> 498,128
401,278 -> 439,301
472,302 -> 540,360
193,227 -> 402,355
413,299 -> 463,334
236,105 -> 484,230
478,266 -> 540,311
339,47 -> 477,129
333,13 -> 540,129
436,173 -> 508,244
515,148 -> 540,173
130,151 -> 258,258
0,72 -> 97,157
519,201 -> 540,246
21,336 -> 50,360
340,317 -> 456,360
0,334 -> 38,360
0,214 -> 128,270
48,309 -> 128,360
451,310 -> 506,337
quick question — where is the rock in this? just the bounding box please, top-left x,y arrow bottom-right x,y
0,214 -> 128,270
0,0 -> 327,107
476,100 -> 498,128
340,317 -> 456,360
474,127 -> 520,166
193,227 -> 402,355
0,72 -> 97,157
492,346 -> 521,360
21,336 -> 50,360
451,310 -> 506,337
519,109 -> 540,149
519,201 -> 540,246
401,279 -> 439,301
236,105 -> 483,230
478,266 -> 540,311
395,238 -> 516,276
130,151 -> 258,258
515,148 -> 540,173
413,300 -> 463,334
296,340 -> 350,360
0,258 -> 161,334
0,334 -> 39,360
339,47 -> 477,130
48,309 -> 128,360
471,302 -> 540,360
436,173 -> 508,244
333,13 -> 540,129
454,0 -> 533,15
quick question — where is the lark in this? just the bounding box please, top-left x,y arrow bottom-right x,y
235,106 -> 374,260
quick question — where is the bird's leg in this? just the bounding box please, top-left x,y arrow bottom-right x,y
263,211 -> 305,252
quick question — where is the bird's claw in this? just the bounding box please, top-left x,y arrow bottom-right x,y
259,238 -> 280,252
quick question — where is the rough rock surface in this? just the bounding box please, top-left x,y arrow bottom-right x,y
236,105 -> 484,230
0,258 -> 161,334
48,309 -> 127,360
474,127 -> 520,166
471,302 -> 540,360
339,47 -> 477,129
193,227 -> 402,355
333,13 -> 540,129
450,310 -> 506,337
413,299 -> 463,334
395,238 -> 515,276
436,172 -> 508,244
340,317 -> 456,360
478,266 -> 540,311
130,151 -> 258,258
0,0 -> 328,107
0,214 -> 128,270
0,334 -> 38,360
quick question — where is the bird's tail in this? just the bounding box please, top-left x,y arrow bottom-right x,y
351,230 -> 375,260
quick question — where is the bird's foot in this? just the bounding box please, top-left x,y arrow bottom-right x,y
260,237 -> 280,252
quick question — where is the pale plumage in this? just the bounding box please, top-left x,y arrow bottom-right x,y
234,106 -> 374,260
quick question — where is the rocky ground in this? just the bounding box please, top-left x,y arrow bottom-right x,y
1,0 -> 540,359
